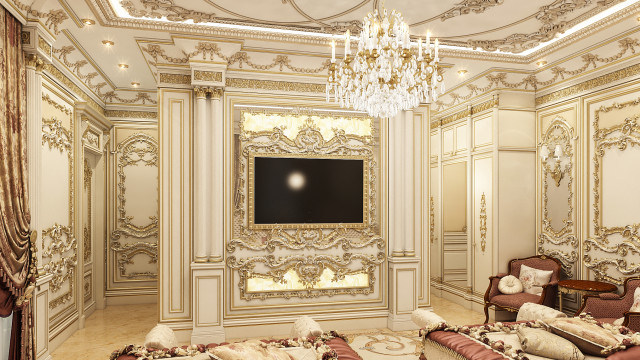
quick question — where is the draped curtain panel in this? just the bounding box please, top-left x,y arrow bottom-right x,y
0,5 -> 35,360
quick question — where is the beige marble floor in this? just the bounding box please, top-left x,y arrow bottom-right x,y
51,296 -> 484,359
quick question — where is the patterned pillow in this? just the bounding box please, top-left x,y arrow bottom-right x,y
498,275 -> 523,294
210,340 -> 294,360
614,287 -> 640,325
545,318 -> 619,356
519,264 -> 553,296
517,328 -> 584,360
516,302 -> 567,322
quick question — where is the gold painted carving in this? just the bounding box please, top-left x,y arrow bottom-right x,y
225,78 -> 324,93
430,196 -> 437,244
43,64 -> 105,116
38,37 -> 51,54
159,73 -> 191,84
21,31 -> 30,44
102,91 -> 157,105
110,133 -> 159,280
105,110 -> 158,119
434,97 -> 498,128
584,99 -> 640,284
83,274 -> 91,303
26,54 -> 45,71
229,111 -> 384,300
14,0 -> 69,34
441,0 -> 504,21
193,86 -> 208,98
84,159 -> 93,262
121,0 -> 218,23
53,45 -> 108,97
479,193 -> 487,253
42,118 -> 72,152
193,70 -> 222,82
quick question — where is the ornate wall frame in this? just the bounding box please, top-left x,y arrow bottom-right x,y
40,93 -> 77,324
228,111 -> 385,300
110,132 -> 159,280
537,116 -> 578,278
585,98 -> 640,284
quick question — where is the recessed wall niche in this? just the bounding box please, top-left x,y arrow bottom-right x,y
226,100 -> 385,317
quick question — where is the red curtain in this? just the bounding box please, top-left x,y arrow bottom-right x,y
0,5 -> 35,360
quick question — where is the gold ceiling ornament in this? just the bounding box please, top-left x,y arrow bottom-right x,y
52,45 -> 110,98
327,6 -> 443,118
102,91 -> 157,105
121,0 -> 218,23
441,0 -> 505,21
14,0 -> 69,34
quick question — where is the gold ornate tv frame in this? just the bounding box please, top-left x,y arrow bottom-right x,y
247,152 -> 369,230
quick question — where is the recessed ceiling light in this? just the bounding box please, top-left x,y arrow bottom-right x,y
118,63 -> 129,69
131,82 -> 140,87
102,40 -> 114,47
537,60 -> 547,67
82,19 -> 95,26
458,69 -> 468,76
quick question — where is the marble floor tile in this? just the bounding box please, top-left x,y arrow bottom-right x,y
50,295 -> 483,359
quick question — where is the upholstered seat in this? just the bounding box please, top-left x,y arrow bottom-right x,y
577,277 -> 640,332
483,255 -> 562,323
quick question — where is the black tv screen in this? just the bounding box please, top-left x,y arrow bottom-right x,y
252,156 -> 365,226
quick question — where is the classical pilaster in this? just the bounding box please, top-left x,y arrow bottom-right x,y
391,112 -> 405,257
190,262 -> 224,343
34,273 -> 53,360
194,87 -> 209,263
208,88 -> 224,262
403,110 -> 415,257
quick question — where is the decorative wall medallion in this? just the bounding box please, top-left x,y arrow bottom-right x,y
584,99 -> 640,284
479,193 -> 487,253
110,133 -> 159,280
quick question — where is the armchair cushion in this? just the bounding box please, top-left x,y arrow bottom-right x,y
519,264 -> 553,296
613,287 -> 640,325
490,292 -> 541,309
498,275 -> 523,294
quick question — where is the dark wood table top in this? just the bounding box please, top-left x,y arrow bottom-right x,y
558,279 -> 617,292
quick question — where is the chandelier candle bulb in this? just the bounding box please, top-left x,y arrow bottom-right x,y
426,32 -> 431,54
331,40 -> 336,63
418,38 -> 423,60
435,38 -> 439,61
345,30 -> 350,56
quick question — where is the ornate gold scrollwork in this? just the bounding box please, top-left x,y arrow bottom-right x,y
110,133 -> 159,280
430,196 -> 437,244
538,116 -> 577,278
584,99 -> 640,284
230,111 -> 384,299
84,159 -> 92,262
479,193 -> 487,253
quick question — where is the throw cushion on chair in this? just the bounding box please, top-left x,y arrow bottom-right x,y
614,287 -> 640,326
498,275 -> 524,294
519,264 -> 553,296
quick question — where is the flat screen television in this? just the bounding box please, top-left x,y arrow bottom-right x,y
249,154 -> 367,229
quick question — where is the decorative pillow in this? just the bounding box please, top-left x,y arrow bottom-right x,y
210,340 -> 294,360
516,302 -> 567,322
290,315 -> 323,338
613,287 -> 640,326
144,324 -> 178,350
411,309 -> 446,328
517,328 -> 584,360
498,275 -> 524,294
545,318 -> 619,356
519,264 -> 553,296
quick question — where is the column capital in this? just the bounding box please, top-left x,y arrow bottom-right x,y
207,87 -> 223,100
194,86 -> 208,99
25,54 -> 45,72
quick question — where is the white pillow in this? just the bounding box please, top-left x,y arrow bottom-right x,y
519,264 -> 553,296
498,275 -> 524,294
516,302 -> 567,322
144,324 -> 178,350
290,315 -> 322,338
411,309 -> 446,328
614,287 -> 640,326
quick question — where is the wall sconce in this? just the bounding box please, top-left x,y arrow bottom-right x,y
540,143 -> 570,186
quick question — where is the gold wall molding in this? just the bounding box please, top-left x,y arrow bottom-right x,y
105,110 -> 158,119
193,70 -> 222,82
225,78 -> 324,93
159,73 -> 191,85
430,196 -> 437,244
42,118 -> 72,152
479,193 -> 487,253
53,45 -> 109,98
145,42 -> 331,74
110,132 -> 159,280
433,96 -> 498,129
584,98 -> 640,284
536,62 -> 640,106
84,159 -> 93,262
43,63 -> 105,115
102,91 -> 157,105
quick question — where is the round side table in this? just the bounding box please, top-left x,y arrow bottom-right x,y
557,280 -> 617,312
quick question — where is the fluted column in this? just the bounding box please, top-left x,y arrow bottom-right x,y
404,110 -> 415,256
392,112 -> 405,257
194,87 -> 209,262
26,54 -> 44,272
209,88 -> 224,262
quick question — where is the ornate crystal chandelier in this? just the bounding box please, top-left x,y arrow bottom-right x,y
326,7 -> 443,119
